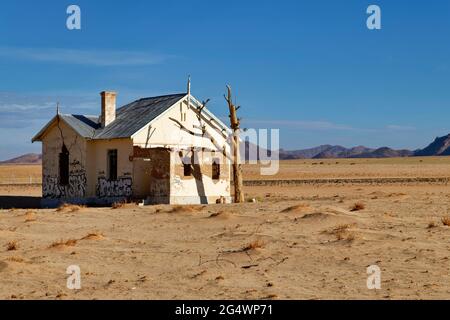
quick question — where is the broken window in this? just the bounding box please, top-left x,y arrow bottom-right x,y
183,157 -> 192,176
212,158 -> 220,180
108,149 -> 118,181
59,144 -> 69,185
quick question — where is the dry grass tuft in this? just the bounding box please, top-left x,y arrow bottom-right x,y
24,211 -> 36,222
168,205 -> 205,213
111,202 -> 126,209
56,203 -> 85,213
427,221 -> 438,229
343,232 -> 356,242
350,202 -> 365,212
6,240 -> 18,251
81,232 -> 105,241
48,239 -> 77,249
280,203 -> 310,213
6,256 -> 24,263
441,216 -> 450,227
242,239 -> 265,251
324,224 -> 357,242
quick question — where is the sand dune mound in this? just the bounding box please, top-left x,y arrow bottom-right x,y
322,206 -> 360,217
167,205 -> 205,214
280,203 -> 311,214
298,207 -> 359,231
301,211 -> 336,221
208,210 -> 234,219
81,232 -> 105,241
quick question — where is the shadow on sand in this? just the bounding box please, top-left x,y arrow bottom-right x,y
0,196 -> 41,209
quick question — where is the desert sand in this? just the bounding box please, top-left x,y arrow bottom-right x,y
1,158 -> 450,299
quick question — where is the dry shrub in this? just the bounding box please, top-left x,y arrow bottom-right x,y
111,202 -> 126,209
242,239 -> 265,251
81,232 -> 104,241
6,241 -> 18,251
168,205 -> 204,213
344,232 -> 356,242
6,256 -> 24,263
280,203 -> 310,213
24,211 -> 36,222
427,221 -> 438,229
350,202 -> 365,212
56,203 -> 85,213
324,224 -> 357,242
441,216 -> 450,227
112,202 -> 137,209
324,224 -> 352,235
49,239 -> 77,249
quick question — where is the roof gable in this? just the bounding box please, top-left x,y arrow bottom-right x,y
31,114 -> 99,142
94,93 -> 186,139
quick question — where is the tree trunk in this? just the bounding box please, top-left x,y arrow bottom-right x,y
225,85 -> 245,203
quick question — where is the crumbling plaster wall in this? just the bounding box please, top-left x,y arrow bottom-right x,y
171,149 -> 230,202
87,138 -> 134,198
132,148 -> 170,199
131,98 -> 231,203
41,119 -> 88,199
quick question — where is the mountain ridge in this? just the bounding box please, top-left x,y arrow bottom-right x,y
2,134 -> 450,163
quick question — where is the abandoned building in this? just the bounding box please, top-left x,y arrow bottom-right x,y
32,84 -> 232,207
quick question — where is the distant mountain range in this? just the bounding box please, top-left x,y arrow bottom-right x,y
0,153 -> 42,164
250,133 -> 450,160
2,134 -> 450,164
278,145 -> 414,159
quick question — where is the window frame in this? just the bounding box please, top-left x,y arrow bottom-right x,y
212,158 -> 220,180
183,157 -> 192,177
107,149 -> 118,181
59,145 -> 70,186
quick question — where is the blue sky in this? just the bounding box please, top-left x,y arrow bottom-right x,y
0,0 -> 449,159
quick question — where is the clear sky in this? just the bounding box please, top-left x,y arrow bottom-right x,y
0,0 -> 449,159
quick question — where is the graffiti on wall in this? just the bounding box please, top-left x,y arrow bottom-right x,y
43,169 -> 87,199
96,176 -> 132,198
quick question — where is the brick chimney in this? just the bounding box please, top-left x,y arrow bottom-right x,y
100,91 -> 116,127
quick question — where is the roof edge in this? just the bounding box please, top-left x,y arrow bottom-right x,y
32,114 -> 94,143
129,94 -> 188,139
31,115 -> 58,143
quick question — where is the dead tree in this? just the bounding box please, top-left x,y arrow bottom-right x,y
169,85 -> 245,203
224,85 -> 245,203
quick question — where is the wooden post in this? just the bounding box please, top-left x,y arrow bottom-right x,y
225,85 -> 245,203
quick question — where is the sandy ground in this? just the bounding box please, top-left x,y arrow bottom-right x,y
244,157 -> 450,180
1,159 -> 450,299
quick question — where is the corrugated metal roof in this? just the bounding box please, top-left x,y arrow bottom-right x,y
33,92 -> 230,142
60,114 -> 100,138
94,93 -> 186,139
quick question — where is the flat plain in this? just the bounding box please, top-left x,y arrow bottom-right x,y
1,157 -> 450,299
